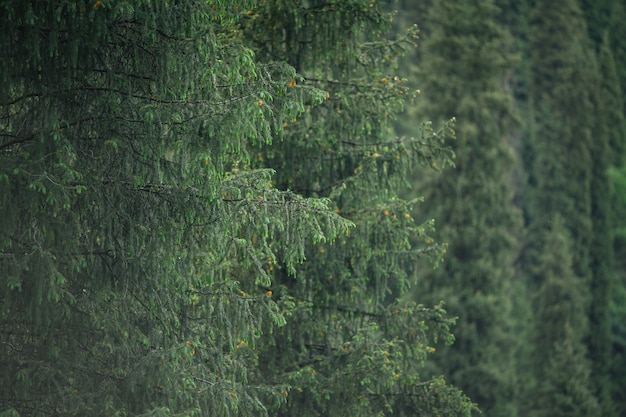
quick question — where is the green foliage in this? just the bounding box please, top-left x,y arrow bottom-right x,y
408,1 -> 522,416
523,0 -> 610,415
524,0 -> 597,295
586,29 -> 622,417
608,164 -> 626,417
0,1 -> 474,417
529,325 -> 600,417
597,31 -> 626,167
527,1 -> 596,272
239,2 -> 473,416
527,217 -> 600,417
580,0 -> 614,48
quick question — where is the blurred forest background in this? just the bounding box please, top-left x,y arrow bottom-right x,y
1,1 -> 625,417
395,0 -> 626,416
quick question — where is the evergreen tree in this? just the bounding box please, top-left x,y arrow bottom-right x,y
527,217 -> 599,417
580,0 -> 614,48
409,1 -> 522,416
597,30 -> 626,166
242,2 -> 474,416
524,0 -> 601,414
605,5 -> 626,413
585,30 -> 624,417
0,2 -> 341,415
608,2 -> 626,115
525,0 -> 596,289
0,1 -> 474,416
608,164 -> 626,417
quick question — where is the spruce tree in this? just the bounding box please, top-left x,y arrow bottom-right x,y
585,31 -> 624,417
608,164 -> 626,417
0,2 -> 343,415
409,1 -> 522,416
608,2 -> 626,115
242,2 -> 474,416
526,0 -> 596,290
524,0 -> 601,414
0,1 -> 475,416
527,217 -> 599,417
605,5 -> 626,413
580,0 -> 614,48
